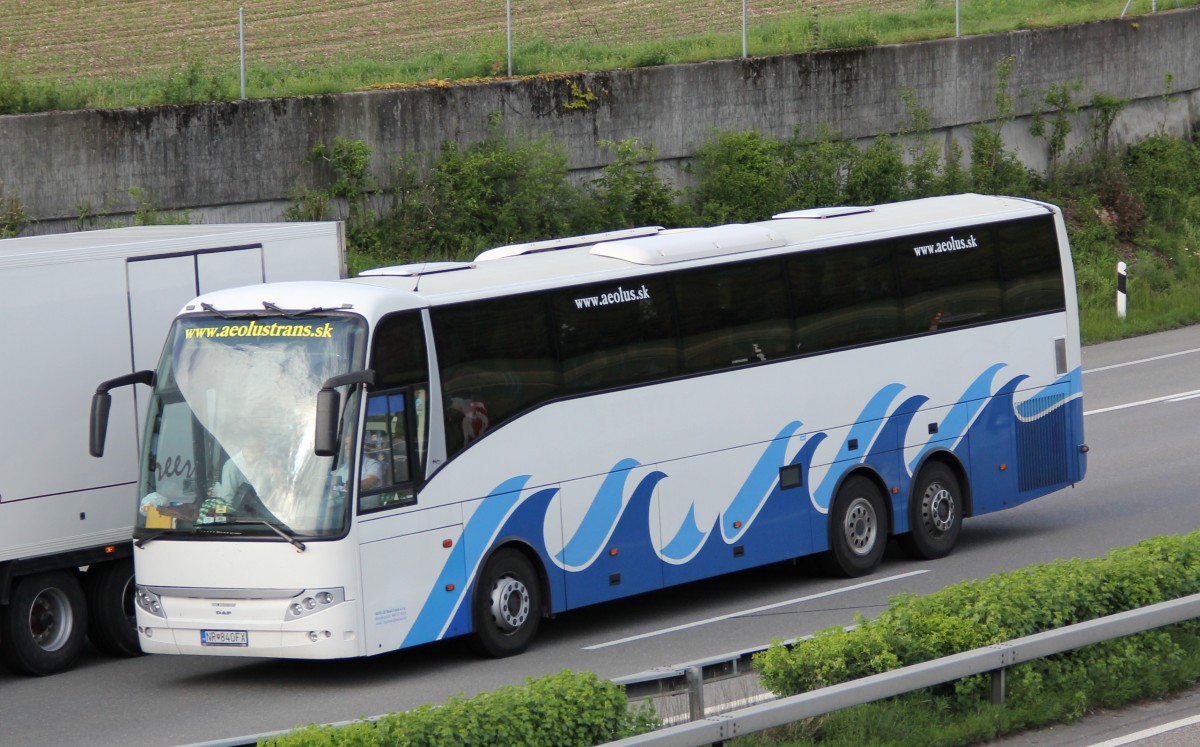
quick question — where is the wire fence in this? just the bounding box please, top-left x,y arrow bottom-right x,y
5,1 -> 1187,85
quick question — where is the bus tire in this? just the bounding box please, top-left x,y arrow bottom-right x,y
85,559 -> 142,657
821,475 -> 887,578
470,548 -> 540,658
899,463 -> 962,560
0,571 -> 89,676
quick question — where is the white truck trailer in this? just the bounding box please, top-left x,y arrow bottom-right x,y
0,222 -> 346,675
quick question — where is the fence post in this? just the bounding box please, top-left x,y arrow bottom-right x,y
1117,261 -> 1128,319
686,665 -> 706,722
989,667 -> 1006,705
239,8 -> 247,100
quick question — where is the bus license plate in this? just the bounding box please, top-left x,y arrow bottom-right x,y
201,629 -> 248,646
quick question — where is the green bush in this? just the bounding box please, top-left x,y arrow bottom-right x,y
259,670 -> 657,747
0,182 -> 31,238
590,137 -> 688,229
420,115 -> 589,257
287,84 -> 1200,344
754,531 -> 1200,716
688,129 -> 792,224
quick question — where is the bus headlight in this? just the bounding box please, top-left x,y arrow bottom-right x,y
135,586 -> 166,619
285,588 -> 345,621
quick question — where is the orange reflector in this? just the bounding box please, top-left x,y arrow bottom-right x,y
104,545 -> 117,554
609,548 -> 619,556
892,487 -> 900,494
445,584 -> 456,592
999,464 -> 1007,471
733,521 -> 742,529
442,539 -> 453,548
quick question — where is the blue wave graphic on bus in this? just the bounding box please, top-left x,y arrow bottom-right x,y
810,383 -> 906,511
1016,369 -> 1080,419
721,421 -> 803,543
906,362 -> 1007,474
557,458 -> 641,570
662,504 -> 705,561
403,475 -> 532,646
403,361 -> 1085,646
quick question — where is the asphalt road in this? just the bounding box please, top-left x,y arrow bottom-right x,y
2,325 -> 1198,747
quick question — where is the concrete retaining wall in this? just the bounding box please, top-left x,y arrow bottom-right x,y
2,9 -> 1198,236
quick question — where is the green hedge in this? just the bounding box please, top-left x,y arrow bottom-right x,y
259,669 -> 657,747
754,531 -> 1200,715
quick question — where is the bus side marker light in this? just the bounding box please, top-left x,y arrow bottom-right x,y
999,464 -> 1007,471
446,584 -> 456,592
892,487 -> 900,494
443,539 -> 453,548
733,521 -> 742,529
609,548 -> 619,556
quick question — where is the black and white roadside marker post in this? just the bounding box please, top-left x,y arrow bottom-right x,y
1117,261 -> 1128,320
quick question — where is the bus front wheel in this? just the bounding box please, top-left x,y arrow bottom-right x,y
821,475 -> 887,578
900,463 -> 963,560
470,548 -> 541,658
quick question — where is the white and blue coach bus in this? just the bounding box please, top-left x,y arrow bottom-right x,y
91,193 -> 1087,659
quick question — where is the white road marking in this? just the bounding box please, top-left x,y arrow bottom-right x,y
1084,347 -> 1200,374
1084,389 -> 1200,416
583,570 -> 928,650
1089,713 -> 1200,746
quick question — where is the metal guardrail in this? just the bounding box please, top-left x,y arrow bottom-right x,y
603,592 -> 1200,746
182,593 -> 1200,747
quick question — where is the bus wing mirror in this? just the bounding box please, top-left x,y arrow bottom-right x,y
314,369 -> 376,457
90,370 -> 155,458
314,388 -> 341,457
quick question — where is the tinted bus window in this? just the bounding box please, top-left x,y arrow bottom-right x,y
896,229 -> 1002,334
433,296 -> 558,455
788,243 -> 901,354
554,277 -> 677,392
995,216 -> 1066,316
370,312 -> 431,485
674,259 -> 792,374
372,312 -> 429,389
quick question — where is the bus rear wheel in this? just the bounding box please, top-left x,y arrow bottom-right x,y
821,475 -> 887,578
0,571 -> 88,676
900,463 -> 963,560
470,549 -> 541,658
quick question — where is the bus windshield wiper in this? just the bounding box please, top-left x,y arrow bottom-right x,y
133,527 -> 198,548
262,301 -> 331,319
219,519 -> 307,552
200,302 -> 236,319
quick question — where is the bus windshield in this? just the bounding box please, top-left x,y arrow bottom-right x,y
136,314 -> 367,540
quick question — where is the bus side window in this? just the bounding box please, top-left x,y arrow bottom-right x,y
359,390 -> 416,511
996,216 -> 1066,316
554,276 -> 677,392
433,294 -> 559,457
370,312 -> 429,483
896,229 -> 1002,334
674,260 -> 791,373
788,243 -> 901,353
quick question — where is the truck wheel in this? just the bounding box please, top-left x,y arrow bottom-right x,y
821,475 -> 887,578
469,549 -> 541,658
0,571 -> 89,676
85,559 -> 142,657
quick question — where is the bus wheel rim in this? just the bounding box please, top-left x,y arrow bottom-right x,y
489,576 -> 530,632
924,483 -> 955,534
844,497 -> 877,556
